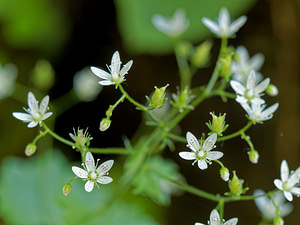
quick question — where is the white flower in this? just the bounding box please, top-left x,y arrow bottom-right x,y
179,132 -> 223,170
254,189 -> 293,220
195,209 -> 238,225
12,92 -> 52,128
152,9 -> 189,37
202,7 -> 247,38
0,64 -> 17,100
231,46 -> 264,84
73,67 -> 102,102
230,70 -> 269,105
90,51 -> 133,86
274,160 -> 300,201
72,152 -> 114,192
241,102 -> 279,122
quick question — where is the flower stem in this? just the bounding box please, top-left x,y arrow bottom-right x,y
32,130 -> 49,144
217,121 -> 253,142
41,122 -> 74,147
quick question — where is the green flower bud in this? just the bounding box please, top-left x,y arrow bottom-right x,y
176,41 -> 193,57
171,86 -> 194,112
273,216 -> 284,225
191,40 -> 212,68
220,54 -> 233,80
248,149 -> 259,164
69,128 -> 93,149
148,84 -> 169,109
100,118 -> 111,132
220,167 -> 230,181
266,84 -> 279,97
62,183 -> 72,196
25,143 -> 37,156
31,60 -> 55,90
228,171 -> 244,196
206,112 -> 229,136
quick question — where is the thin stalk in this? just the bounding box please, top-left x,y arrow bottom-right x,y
217,121 -> 253,142
41,122 -> 74,147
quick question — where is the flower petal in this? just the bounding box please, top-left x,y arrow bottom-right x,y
120,60 -> 133,77
206,151 -> 223,160
246,71 -> 256,90
90,66 -> 111,79
291,187 -> 300,196
39,95 -> 49,114
224,218 -> 238,225
203,133 -> 217,151
280,160 -> 289,182
250,53 -> 264,71
85,180 -> 94,192
202,18 -> 220,35
28,92 -> 38,113
179,151 -> 196,160
284,191 -> 293,202
110,51 -> 121,75
274,179 -> 283,190
28,121 -> 38,128
255,78 -> 270,94
210,209 -> 220,225
218,8 -> 230,30
96,160 -> 114,175
229,15 -> 247,34
85,152 -> 95,172
230,80 -> 245,95
97,176 -> 113,184
186,132 -> 200,152
12,112 -> 32,122
287,167 -> 300,187
198,160 -> 208,170
99,80 -> 115,86
72,166 -> 88,178
41,112 -> 53,121
260,103 -> 279,121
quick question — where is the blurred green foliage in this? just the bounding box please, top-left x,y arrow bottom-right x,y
114,0 -> 256,54
0,151 -> 163,225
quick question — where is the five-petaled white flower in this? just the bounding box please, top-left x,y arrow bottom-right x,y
202,7 -> 247,38
91,51 -> 133,86
12,92 -> 52,128
72,152 -> 114,192
254,189 -> 293,220
241,102 -> 279,123
195,209 -> 238,225
179,132 -> 223,170
230,70 -> 269,105
152,9 -> 189,37
231,46 -> 264,84
274,160 -> 300,202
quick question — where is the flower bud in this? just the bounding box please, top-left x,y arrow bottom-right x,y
191,40 -> 212,68
31,60 -> 55,90
62,183 -> 72,196
25,143 -> 37,156
228,171 -> 244,196
148,84 -> 169,109
248,149 -> 259,164
206,112 -> 228,136
266,84 -> 278,97
220,167 -> 230,181
100,118 -> 111,132
273,216 -> 284,225
171,87 -> 194,112
220,53 -> 233,80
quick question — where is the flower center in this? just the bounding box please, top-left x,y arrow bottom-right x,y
32,112 -> 42,121
90,171 -> 98,180
282,181 -> 291,191
245,89 -> 254,100
197,150 -> 206,159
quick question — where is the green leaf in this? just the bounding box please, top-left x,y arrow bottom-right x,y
132,156 -> 184,205
0,151 -> 162,225
114,0 -> 257,54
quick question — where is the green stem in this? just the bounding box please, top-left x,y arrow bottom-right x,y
106,94 -> 126,117
174,42 -> 191,89
166,133 -> 186,143
88,147 -> 132,155
217,121 -> 253,142
41,122 -> 74,147
32,130 -> 49,144
117,84 -> 148,111
217,199 -> 225,221
241,132 -> 255,151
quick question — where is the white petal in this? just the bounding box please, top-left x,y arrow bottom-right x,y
28,92 -> 38,113
39,95 -> 49,114
203,133 -> 217,151
236,46 -> 249,61
110,51 -> 121,75
253,189 -> 269,214
96,160 -> 114,175
97,176 -> 113,184
229,15 -> 247,34
12,112 -> 32,122
280,160 -> 289,182
120,60 -> 133,77
28,121 -> 38,128
198,160 -> 208,170
72,166 -> 88,178
210,209 -> 220,225
152,15 -> 171,34
284,191 -> 293,202
260,103 -> 279,121
85,152 -> 95,172
179,151 -> 196,160
224,218 -> 238,225
255,78 -> 270,94
206,151 -> 223,160
90,66 -> 111,79
186,132 -> 200,152
202,18 -> 220,35
41,112 -> 53,121
287,167 -> 300,187
99,80 -> 115,86
280,202 -> 293,218
85,180 -> 95,192
291,187 -> 300,196
250,53 -> 264,70
274,179 -> 283,190
230,80 -> 245,95
246,71 -> 256,90
218,8 -> 230,29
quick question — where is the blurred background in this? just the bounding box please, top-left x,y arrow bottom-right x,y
0,0 -> 299,224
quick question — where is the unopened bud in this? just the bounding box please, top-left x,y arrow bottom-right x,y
220,167 -> 230,181
273,216 -> 284,225
206,112 -> 228,136
31,60 -> 55,90
100,118 -> 111,131
148,84 -> 169,109
248,150 -> 259,164
220,54 -> 233,80
25,143 -> 37,156
266,84 -> 278,97
62,183 -> 72,196
228,171 -> 244,196
191,40 -> 212,68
